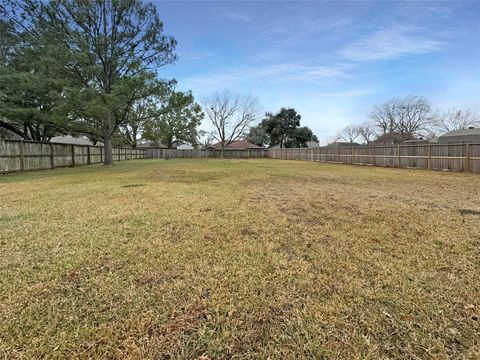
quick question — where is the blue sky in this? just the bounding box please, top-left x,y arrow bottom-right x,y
154,1 -> 480,144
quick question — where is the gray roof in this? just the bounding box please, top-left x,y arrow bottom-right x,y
326,141 -> 362,147
50,135 -> 99,146
440,128 -> 480,137
436,128 -> 480,144
137,141 -> 168,149
401,139 -> 429,144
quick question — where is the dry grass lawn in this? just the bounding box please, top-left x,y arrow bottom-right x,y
1,159 -> 479,359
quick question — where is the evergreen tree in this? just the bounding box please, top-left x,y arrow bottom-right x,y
32,0 -> 176,164
0,4 -> 68,141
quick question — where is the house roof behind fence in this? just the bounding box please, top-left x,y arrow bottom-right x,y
439,128 -> 480,137
209,140 -> 262,149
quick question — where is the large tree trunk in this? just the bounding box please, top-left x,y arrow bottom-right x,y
221,145 -> 224,158
103,129 -> 113,165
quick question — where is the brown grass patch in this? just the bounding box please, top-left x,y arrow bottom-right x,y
1,159 -> 479,359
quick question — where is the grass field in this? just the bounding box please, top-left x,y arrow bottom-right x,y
1,159 -> 479,359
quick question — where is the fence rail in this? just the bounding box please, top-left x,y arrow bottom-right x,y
146,148 -> 267,159
267,143 -> 480,173
1,140 -> 479,174
0,139 -> 146,173
145,144 -> 480,173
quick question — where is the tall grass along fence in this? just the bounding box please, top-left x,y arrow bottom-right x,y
268,143 -> 480,173
0,139 -> 146,174
146,148 -> 267,159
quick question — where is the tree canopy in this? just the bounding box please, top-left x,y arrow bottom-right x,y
247,108 -> 318,148
143,90 -> 204,148
1,0 -> 177,164
0,2 -> 69,141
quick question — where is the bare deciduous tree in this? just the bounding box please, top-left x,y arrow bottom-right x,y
396,96 -> 437,138
434,108 -> 479,133
369,95 -> 437,141
338,124 -> 360,143
203,90 -> 261,157
370,98 -> 400,135
358,121 -> 376,144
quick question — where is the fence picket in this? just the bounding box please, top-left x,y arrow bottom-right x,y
2,140 -> 479,174
0,139 -> 146,173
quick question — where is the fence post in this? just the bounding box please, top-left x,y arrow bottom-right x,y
71,144 -> 75,167
87,146 -> 91,165
397,145 -> 400,167
372,146 -> 376,166
465,143 -> 470,172
50,143 -> 54,169
336,147 -> 340,163
19,140 -> 25,172
351,146 -> 354,164
100,146 -> 103,163
427,144 -> 431,170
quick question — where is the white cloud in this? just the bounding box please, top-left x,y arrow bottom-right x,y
320,89 -> 376,98
179,51 -> 217,62
395,2 -> 456,21
255,10 -> 354,48
259,13 -> 351,39
225,12 -> 251,23
183,63 -> 347,91
340,25 -> 445,62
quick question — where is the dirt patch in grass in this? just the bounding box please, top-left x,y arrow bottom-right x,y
1,159 -> 479,359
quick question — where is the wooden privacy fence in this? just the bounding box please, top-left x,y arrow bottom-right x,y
0,139 -> 146,174
146,148 -> 267,159
2,140 -> 479,174
146,144 -> 480,173
267,143 -> 480,173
